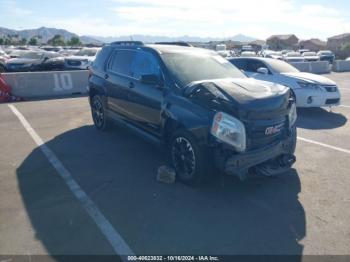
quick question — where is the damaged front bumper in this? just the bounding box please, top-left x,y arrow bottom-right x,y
215,139 -> 296,180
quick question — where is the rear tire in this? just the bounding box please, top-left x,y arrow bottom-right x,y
91,95 -> 111,131
169,129 -> 212,186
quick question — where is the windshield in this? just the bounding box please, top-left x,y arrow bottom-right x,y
267,59 -> 299,73
319,51 -> 332,55
75,48 -> 98,57
160,51 -> 246,87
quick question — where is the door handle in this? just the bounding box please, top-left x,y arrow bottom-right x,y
104,74 -> 109,79
128,82 -> 135,89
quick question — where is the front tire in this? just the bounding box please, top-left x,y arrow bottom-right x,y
169,129 -> 212,186
91,95 -> 110,131
289,126 -> 297,154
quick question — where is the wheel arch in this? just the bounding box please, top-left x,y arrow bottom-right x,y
161,106 -> 212,147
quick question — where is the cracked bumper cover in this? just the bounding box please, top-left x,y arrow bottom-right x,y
216,138 -> 294,177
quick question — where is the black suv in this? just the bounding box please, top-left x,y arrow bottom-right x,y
89,41 -> 297,185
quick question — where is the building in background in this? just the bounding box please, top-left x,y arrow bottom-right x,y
266,34 -> 299,50
249,40 -> 266,52
327,33 -> 350,50
299,38 -> 326,51
327,33 -> 350,59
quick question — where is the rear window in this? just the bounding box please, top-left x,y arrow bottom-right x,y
93,47 -> 112,71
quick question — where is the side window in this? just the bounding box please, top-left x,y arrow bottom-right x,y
130,51 -> 160,80
230,59 -> 248,71
246,60 -> 268,73
108,50 -> 135,77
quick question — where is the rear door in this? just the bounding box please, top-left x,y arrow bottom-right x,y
105,49 -> 136,120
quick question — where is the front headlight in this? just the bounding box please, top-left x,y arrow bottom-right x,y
297,81 -> 322,90
288,102 -> 297,128
211,112 -> 246,152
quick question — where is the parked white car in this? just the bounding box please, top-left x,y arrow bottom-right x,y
302,52 -> 320,62
240,51 -> 257,57
64,48 -> 101,70
263,50 -> 283,60
229,57 -> 341,108
283,52 -> 304,63
346,57 -> 350,61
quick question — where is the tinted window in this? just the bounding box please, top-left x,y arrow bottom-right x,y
109,50 -> 135,77
93,47 -> 112,71
266,59 -> 299,73
130,51 -> 160,79
230,59 -> 248,71
246,60 -> 268,73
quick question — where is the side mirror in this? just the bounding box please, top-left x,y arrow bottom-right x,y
140,74 -> 163,87
257,67 -> 269,75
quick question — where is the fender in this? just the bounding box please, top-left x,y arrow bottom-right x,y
161,93 -> 214,145
88,74 -> 108,104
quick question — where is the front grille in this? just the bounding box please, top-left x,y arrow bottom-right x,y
322,85 -> 337,92
67,60 -> 81,66
246,118 -> 287,151
326,98 -> 340,105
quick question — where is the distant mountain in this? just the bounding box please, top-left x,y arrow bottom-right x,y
79,36 -> 104,45
0,26 -> 256,45
0,27 -> 102,44
83,34 -> 257,44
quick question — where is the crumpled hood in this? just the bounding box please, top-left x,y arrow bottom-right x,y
281,72 -> 335,85
185,78 -> 291,119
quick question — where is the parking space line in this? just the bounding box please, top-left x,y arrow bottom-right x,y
298,136 -> 350,154
339,105 -> 350,108
8,104 -> 134,258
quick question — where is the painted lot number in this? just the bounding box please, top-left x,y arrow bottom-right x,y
53,73 -> 73,91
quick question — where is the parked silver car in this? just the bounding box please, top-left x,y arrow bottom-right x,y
64,48 -> 101,70
283,52 -> 304,63
302,52 -> 320,62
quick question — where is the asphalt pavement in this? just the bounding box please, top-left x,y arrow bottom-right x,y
0,72 -> 349,259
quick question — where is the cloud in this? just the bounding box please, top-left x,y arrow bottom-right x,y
111,0 -> 350,39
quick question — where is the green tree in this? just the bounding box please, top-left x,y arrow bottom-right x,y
341,43 -> 350,51
67,36 -> 82,46
0,38 -> 4,45
19,38 -> 27,45
47,34 -> 66,46
4,38 -> 12,45
28,37 -> 38,46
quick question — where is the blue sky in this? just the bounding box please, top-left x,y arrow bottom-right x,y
1,0 -> 349,40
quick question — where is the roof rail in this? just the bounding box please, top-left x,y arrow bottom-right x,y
155,41 -> 192,47
110,41 -> 144,46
